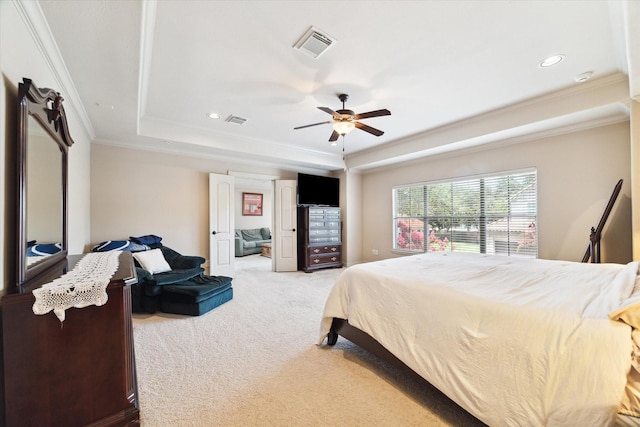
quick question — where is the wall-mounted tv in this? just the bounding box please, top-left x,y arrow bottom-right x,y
297,173 -> 339,207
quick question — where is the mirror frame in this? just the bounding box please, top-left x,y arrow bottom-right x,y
15,78 -> 74,293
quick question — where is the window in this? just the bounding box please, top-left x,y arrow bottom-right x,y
393,170 -> 537,257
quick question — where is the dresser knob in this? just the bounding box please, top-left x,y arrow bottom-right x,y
313,249 -> 320,253
331,247 -> 337,251
313,259 -> 320,263
331,257 -> 337,261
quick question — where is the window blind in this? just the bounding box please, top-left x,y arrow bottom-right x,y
393,170 -> 537,257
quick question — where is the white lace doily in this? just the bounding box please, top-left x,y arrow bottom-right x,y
32,251 -> 121,322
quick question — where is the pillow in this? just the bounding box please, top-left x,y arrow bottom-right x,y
130,234 -> 162,245
610,276 -> 640,329
27,243 -> 62,257
133,248 -> 172,274
128,242 -> 150,252
619,329 -> 640,417
610,301 -> 640,329
241,229 -> 262,241
611,273 -> 640,416
92,240 -> 131,252
260,227 -> 271,240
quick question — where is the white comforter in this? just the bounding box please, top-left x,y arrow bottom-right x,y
319,253 -> 639,426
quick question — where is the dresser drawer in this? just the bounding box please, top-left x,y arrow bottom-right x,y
308,244 -> 341,256
309,221 -> 340,229
309,252 -> 341,267
309,236 -> 340,243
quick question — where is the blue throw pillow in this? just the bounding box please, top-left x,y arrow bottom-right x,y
130,234 -> 163,245
92,240 -> 131,252
27,243 -> 62,257
128,242 -> 150,252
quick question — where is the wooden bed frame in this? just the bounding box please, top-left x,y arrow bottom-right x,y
327,318 -> 418,377
581,178 -> 623,263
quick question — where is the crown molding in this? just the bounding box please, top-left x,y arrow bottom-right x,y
137,0 -> 157,129
137,115 -> 345,170
13,0 -> 95,142
347,74 -> 630,170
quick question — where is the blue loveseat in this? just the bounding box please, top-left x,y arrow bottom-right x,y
235,227 -> 271,257
92,237 -> 233,316
133,245 -> 233,316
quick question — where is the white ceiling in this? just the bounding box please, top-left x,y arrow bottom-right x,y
37,0 -> 639,173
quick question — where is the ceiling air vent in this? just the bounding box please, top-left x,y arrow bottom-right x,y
293,26 -> 336,59
225,115 -> 247,125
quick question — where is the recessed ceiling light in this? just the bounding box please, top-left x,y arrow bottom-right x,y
575,71 -> 593,83
207,112 -> 220,119
538,54 -> 565,68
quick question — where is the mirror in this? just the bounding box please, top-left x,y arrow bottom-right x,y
15,78 -> 73,293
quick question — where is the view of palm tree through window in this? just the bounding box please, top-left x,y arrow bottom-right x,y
393,170 -> 537,257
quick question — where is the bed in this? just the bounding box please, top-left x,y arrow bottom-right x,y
318,252 -> 640,426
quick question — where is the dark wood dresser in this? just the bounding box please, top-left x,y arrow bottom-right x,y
297,206 -> 343,272
1,252 -> 140,426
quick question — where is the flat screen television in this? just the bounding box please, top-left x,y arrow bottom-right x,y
297,173 -> 339,207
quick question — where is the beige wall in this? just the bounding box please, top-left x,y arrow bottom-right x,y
361,122 -> 632,264
90,145 -> 208,256
337,170 -> 363,266
90,143 -> 295,262
1,2 -> 92,294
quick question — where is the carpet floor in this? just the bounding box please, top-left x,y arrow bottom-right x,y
132,255 -> 485,426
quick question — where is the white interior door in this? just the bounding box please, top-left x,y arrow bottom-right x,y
274,180 -> 297,272
209,173 -> 234,277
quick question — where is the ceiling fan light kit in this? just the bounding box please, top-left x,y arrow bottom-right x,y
333,120 -> 355,135
294,93 -> 391,145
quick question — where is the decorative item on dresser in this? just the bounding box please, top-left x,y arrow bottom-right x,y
297,206 -> 343,272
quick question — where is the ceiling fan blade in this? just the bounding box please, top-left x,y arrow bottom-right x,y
355,121 -> 384,137
294,120 -> 332,130
318,106 -> 337,116
329,130 -> 339,142
353,109 -> 391,120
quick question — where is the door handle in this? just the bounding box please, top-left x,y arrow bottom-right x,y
211,231 -> 217,235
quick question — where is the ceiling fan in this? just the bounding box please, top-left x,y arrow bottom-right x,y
294,93 -> 391,144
